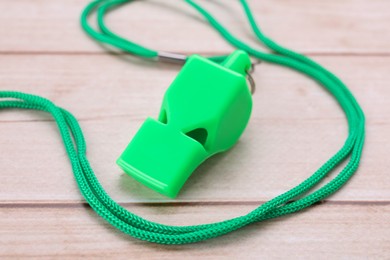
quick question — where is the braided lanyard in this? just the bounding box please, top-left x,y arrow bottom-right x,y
0,0 -> 365,244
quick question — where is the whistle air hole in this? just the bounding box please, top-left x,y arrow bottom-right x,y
185,128 -> 208,147
159,109 -> 168,124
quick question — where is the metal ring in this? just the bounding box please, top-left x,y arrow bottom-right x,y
246,59 -> 261,94
248,59 -> 262,74
246,71 -> 256,95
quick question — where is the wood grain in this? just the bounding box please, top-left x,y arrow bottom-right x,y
0,0 -> 389,258
1,204 -> 389,259
0,0 -> 389,54
1,55 -> 389,202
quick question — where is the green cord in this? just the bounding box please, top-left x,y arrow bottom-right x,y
81,0 -> 158,58
0,0 -> 365,244
81,0 -> 229,63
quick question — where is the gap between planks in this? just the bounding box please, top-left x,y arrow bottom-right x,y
1,200 -> 389,208
0,51 -> 390,57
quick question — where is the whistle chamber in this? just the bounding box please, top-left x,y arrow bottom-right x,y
117,50 -> 253,198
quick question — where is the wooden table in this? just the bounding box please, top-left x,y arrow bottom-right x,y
1,0 -> 389,258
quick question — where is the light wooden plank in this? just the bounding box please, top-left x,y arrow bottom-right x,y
0,55 -> 388,202
0,204 -> 389,258
0,0 -> 389,54
1,55 -> 389,122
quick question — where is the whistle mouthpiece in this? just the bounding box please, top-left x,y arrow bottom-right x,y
117,50 -> 253,198
117,118 -> 208,198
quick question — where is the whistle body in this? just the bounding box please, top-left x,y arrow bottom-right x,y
117,50 -> 253,198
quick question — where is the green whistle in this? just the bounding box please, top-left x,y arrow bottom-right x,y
117,50 -> 253,198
